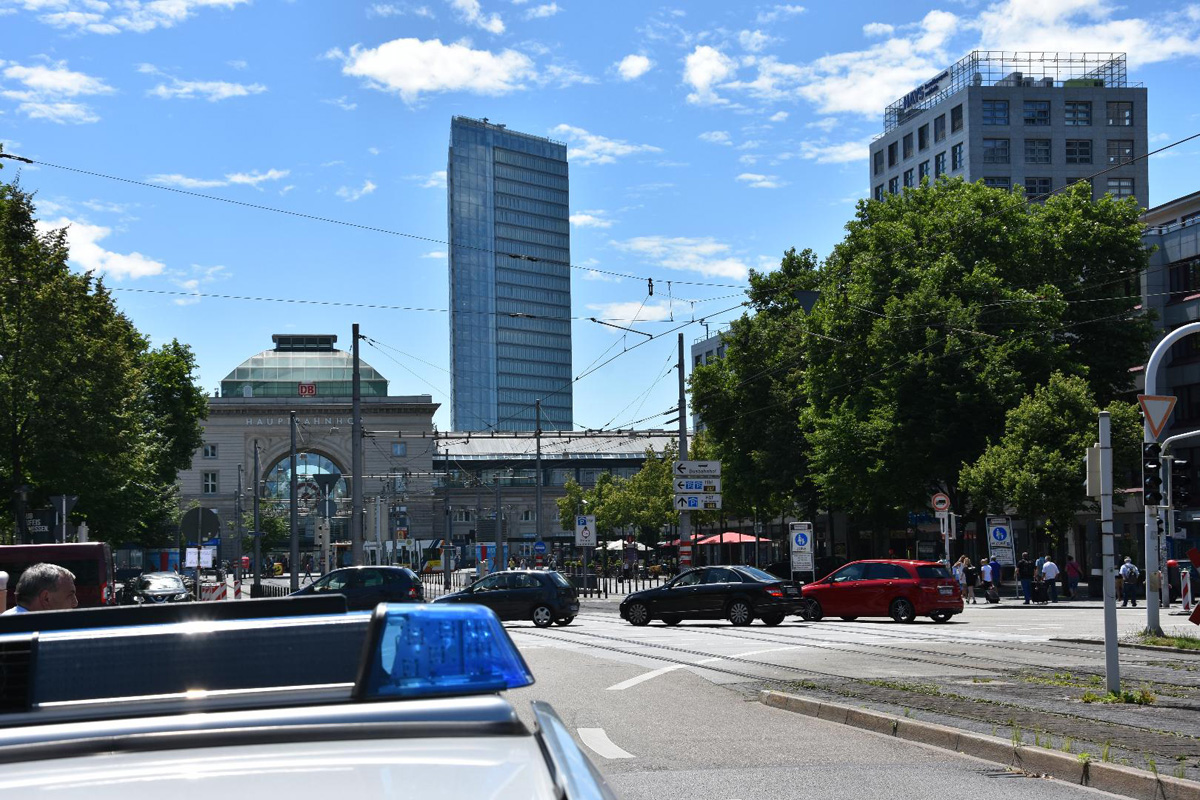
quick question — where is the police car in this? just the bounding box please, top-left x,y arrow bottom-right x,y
0,599 -> 616,799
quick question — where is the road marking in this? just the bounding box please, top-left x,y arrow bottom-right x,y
605,646 -> 799,690
578,728 -> 635,759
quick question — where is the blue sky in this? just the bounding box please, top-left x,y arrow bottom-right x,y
3,0 -> 1199,432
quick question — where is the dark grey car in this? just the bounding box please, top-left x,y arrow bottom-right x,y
433,570 -> 580,627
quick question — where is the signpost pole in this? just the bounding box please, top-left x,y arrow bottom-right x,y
1099,411 -> 1121,694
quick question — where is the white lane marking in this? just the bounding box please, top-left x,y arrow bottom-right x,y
605,646 -> 799,691
578,728 -> 635,759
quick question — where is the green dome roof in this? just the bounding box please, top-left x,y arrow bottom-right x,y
221,347 -> 389,399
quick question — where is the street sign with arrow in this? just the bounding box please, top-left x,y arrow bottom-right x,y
673,461 -> 721,477
675,477 -> 721,494
675,494 -> 722,510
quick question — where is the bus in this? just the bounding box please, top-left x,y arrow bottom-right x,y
0,543 -> 116,608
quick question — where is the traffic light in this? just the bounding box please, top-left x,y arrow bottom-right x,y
1143,442 -> 1164,505
1172,459 -> 1191,507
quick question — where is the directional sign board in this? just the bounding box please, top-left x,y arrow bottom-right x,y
675,477 -> 722,494
985,515 -> 1015,566
673,461 -> 721,477
574,515 -> 596,547
675,494 -> 722,511
789,521 -> 814,572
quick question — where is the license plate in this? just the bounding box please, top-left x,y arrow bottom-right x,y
938,586 -> 953,595
785,586 -> 798,595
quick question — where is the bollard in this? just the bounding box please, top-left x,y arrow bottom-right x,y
1184,571 -> 1193,614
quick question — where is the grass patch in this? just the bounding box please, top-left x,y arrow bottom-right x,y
1136,628 -> 1200,651
1021,671 -> 1103,689
863,679 -> 943,697
1081,688 -> 1156,705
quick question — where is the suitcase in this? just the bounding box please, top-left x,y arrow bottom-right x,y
1031,580 -> 1049,604
985,585 -> 1000,604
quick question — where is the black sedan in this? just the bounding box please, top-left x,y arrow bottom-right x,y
120,572 -> 193,604
290,566 -> 424,611
620,565 -> 803,626
433,570 -> 579,627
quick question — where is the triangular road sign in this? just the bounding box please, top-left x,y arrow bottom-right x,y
1139,394 -> 1177,438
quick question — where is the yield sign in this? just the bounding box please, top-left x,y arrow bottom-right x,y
1139,394 -> 1177,438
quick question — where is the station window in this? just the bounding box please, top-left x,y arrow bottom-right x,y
950,104 -> 963,132
1064,101 -> 1091,126
1107,140 -> 1134,165
392,442 -> 407,457
982,138 -> 1009,164
1024,139 -> 1051,164
452,509 -> 475,523
1023,100 -> 1051,125
918,124 -> 929,151
1106,177 -> 1135,198
951,143 -> 964,170
202,472 -> 219,495
982,100 -> 1008,126
903,133 -> 913,160
934,151 -> 946,177
934,114 -> 946,142
521,509 -> 534,522
202,443 -> 218,459
1107,101 -> 1133,126
1065,140 -> 1092,164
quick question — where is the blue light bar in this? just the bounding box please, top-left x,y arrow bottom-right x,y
355,604 -> 534,700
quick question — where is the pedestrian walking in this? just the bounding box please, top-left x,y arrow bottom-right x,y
1017,552 -> 1036,604
1119,557 -> 1140,607
1064,554 -> 1082,599
1040,555 -> 1060,603
953,556 -> 967,594
963,557 -> 978,604
989,556 -> 1003,599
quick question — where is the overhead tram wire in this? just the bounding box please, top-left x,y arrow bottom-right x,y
12,155 -> 746,291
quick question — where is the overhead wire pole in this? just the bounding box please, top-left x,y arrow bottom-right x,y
1098,412 -> 1120,695
253,440 -> 261,590
290,411 -> 299,592
352,323 -> 364,567
677,333 -> 690,572
535,399 -> 544,553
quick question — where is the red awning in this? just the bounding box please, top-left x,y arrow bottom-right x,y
694,532 -> 762,546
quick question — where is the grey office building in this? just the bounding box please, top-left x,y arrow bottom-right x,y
869,52 -> 1147,207
448,116 -> 573,432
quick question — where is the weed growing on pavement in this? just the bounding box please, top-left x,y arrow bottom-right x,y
1062,736 -> 1074,753
1080,688 -> 1156,705
1021,671 -> 1102,689
864,679 -> 942,696
1101,741 -> 1112,762
1011,726 -> 1023,747
1077,752 -> 1093,764
1147,757 -> 1158,776
972,677 -> 993,684
1136,628 -> 1200,650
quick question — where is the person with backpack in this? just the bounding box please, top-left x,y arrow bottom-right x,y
1120,557 -> 1140,607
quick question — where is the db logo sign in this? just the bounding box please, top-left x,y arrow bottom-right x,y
298,383 -> 317,397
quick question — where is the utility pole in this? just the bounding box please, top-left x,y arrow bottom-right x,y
1098,412 -> 1120,694
535,399 -> 544,546
677,333 -> 690,570
290,411 -> 299,592
351,322 -> 364,566
253,440 -> 261,589
235,464 -> 243,582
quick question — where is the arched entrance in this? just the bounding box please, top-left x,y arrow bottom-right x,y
261,451 -> 350,567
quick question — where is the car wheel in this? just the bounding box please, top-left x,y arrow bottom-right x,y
662,616 -> 682,626
799,598 -> 823,621
840,616 -> 858,621
760,613 -> 785,626
930,610 -> 952,623
890,598 -> 916,624
727,600 -> 754,626
626,602 -> 651,626
532,605 -> 555,628
554,616 -> 575,626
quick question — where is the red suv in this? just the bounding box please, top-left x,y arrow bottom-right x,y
800,560 -> 963,623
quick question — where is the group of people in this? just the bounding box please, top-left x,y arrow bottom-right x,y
951,555 -> 1001,602
950,553 -> 1087,604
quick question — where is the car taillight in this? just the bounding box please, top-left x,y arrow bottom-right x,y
408,586 -> 419,598
765,585 -> 784,598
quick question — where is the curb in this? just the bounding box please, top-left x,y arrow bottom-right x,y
760,690 -> 1200,800
1052,636 -> 1200,654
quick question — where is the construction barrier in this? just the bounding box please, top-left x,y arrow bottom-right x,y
199,582 -> 227,602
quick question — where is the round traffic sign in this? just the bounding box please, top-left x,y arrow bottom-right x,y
931,492 -> 951,512
990,526 -> 1009,542
533,541 -> 547,554
793,532 -> 809,548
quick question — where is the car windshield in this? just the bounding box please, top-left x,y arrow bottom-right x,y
917,565 -> 952,579
734,566 -> 779,583
143,574 -> 185,591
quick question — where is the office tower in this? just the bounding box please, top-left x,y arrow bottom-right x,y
448,116 -> 573,431
868,52 -> 1147,207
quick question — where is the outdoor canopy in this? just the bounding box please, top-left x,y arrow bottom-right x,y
694,532 -> 764,546
601,540 -> 652,551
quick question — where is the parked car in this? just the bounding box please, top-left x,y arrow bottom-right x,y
290,566 -> 424,611
433,570 -> 579,627
800,559 -> 963,623
619,565 -> 804,627
119,571 -> 193,604
764,556 -> 847,584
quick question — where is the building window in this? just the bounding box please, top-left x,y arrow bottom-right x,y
873,184 -> 885,201
888,176 -> 900,194
982,100 -> 1009,126
202,444 -> 218,459
1169,258 -> 1200,300
873,150 -> 884,175
452,509 -> 474,523
934,114 -> 946,142
951,143 -> 964,170
950,104 -> 963,132
202,472 -> 219,495
1178,382 -> 1200,423
918,160 -> 930,181
1106,177 -> 1134,198
982,138 -> 1009,164
1064,101 -> 1091,126
1107,101 -> 1133,126
1107,139 -> 1134,165
1065,140 -> 1092,164
934,151 -> 946,177
903,169 -> 914,188
1024,139 -> 1051,164
521,509 -> 534,522
392,442 -> 407,457
887,141 -> 898,168
903,133 -> 913,160
1023,177 -> 1052,199
984,176 -> 1011,190
918,124 -> 929,151
1023,100 -> 1051,125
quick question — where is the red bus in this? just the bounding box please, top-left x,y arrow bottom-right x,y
0,543 -> 116,608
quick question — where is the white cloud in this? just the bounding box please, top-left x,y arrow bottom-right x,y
586,300 -> 674,323
35,217 -> 165,280
1,61 -> 113,123
422,250 -> 447,259
368,146 -> 381,155
806,117 -> 837,132
611,236 -> 749,279
524,2 -> 558,19
698,130 -> 732,145
448,0 -> 504,33
736,172 -> 787,189
227,59 -> 248,70
683,45 -> 737,105
769,111 -> 788,122
80,199 -> 131,214
412,170 -> 446,188
16,0 -> 251,34
863,22 -> 894,37
582,268 -> 621,283
148,169 -> 289,189
616,54 -> 653,81
798,138 -> 870,164
537,63 -> 594,88
336,180 -> 377,201
739,30 -> 772,52
170,264 -> 229,305
149,78 -> 267,101
756,4 -> 805,25
550,124 -> 662,165
330,38 -> 534,102
570,213 -> 613,228
324,96 -> 358,111
738,154 -> 760,165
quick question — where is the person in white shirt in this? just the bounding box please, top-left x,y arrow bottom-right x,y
1,563 -> 78,615
1040,556 -> 1060,603
1119,557 -> 1140,607
980,560 -> 993,589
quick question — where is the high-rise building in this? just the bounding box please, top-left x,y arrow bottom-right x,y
868,52 -> 1147,207
447,116 -> 573,432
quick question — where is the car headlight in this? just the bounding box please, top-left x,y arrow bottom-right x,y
174,593 -> 191,601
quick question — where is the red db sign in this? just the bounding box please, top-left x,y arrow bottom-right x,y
298,383 -> 317,397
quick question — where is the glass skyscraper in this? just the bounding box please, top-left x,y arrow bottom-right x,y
448,116 -> 573,432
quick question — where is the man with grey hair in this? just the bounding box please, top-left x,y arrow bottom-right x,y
2,563 -> 78,614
